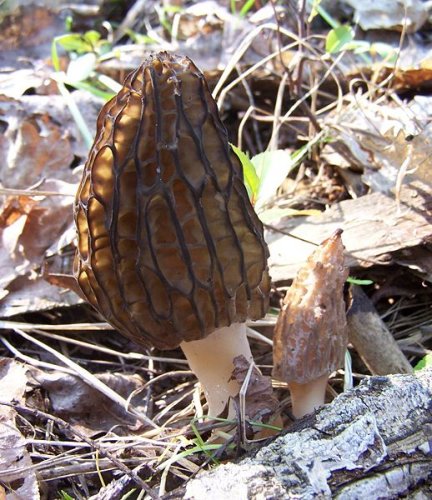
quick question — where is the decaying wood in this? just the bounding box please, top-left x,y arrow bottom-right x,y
167,368 -> 432,499
267,181 -> 432,283
347,285 -> 413,375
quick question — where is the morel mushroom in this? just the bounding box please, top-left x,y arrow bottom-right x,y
272,230 -> 348,419
74,52 -> 270,419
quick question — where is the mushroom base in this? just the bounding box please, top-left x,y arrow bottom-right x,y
180,323 -> 253,419
288,374 -> 329,419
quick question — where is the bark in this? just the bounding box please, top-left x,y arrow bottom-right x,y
168,368 -> 432,499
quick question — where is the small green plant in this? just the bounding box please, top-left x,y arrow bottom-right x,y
155,3 -> 184,34
325,25 -> 355,53
325,25 -> 398,64
414,353 -> 432,372
230,0 -> 257,17
190,419 -> 221,465
51,29 -> 121,100
232,146 -> 300,212
232,134 -> 326,221
347,277 -> 374,286
125,29 -> 157,45
59,491 -> 75,500
309,1 -> 398,63
157,441 -> 226,472
51,28 -> 123,148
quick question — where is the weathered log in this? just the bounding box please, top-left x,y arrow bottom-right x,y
347,285 -> 413,376
169,368 -> 432,499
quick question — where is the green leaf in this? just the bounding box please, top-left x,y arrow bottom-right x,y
97,40 -> 113,57
325,25 -> 354,53
56,33 -> 92,54
347,277 -> 374,285
51,38 -> 61,72
83,30 -> 101,47
251,149 -> 294,211
344,40 -> 371,54
239,0 -> 256,17
414,354 -> 432,372
231,143 -> 260,203
190,419 -> 220,465
50,74 -> 93,149
59,491 -> 75,500
126,29 -> 158,45
66,79 -> 115,101
64,15 -> 73,32
313,2 -> 340,29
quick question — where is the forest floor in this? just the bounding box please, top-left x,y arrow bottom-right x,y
0,1 -> 431,498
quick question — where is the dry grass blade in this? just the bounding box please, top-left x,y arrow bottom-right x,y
0,334 -> 77,374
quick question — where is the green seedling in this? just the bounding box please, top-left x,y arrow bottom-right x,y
190,419 -> 221,465
347,277 -> 374,286
414,353 -> 432,372
232,133 -> 326,220
51,28 -> 123,148
59,491 -> 75,500
325,25 -> 397,64
231,0 -> 257,17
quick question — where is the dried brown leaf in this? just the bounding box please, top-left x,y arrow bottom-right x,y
267,181 -> 432,282
0,98 -> 75,188
343,0 -> 430,32
0,5 -> 66,68
231,354 -> 279,422
0,359 -> 39,499
0,180 -> 80,315
0,93 -> 102,184
29,368 -> 148,435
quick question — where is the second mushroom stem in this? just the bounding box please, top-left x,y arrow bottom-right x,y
288,375 -> 329,419
180,323 -> 253,419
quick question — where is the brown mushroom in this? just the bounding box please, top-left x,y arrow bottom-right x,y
74,52 -> 271,420
272,230 -> 348,419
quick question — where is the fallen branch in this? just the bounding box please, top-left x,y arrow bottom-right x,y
168,368 -> 432,499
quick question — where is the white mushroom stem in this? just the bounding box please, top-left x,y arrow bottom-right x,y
288,374 -> 329,419
180,323 -> 253,419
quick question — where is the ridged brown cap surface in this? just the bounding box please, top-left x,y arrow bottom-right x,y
74,52 -> 270,350
272,230 -> 348,384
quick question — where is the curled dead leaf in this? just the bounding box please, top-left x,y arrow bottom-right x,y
29,368 -> 148,435
231,354 -> 279,423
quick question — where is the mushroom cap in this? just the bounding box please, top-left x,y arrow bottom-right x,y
272,230 -> 348,384
74,52 -> 270,350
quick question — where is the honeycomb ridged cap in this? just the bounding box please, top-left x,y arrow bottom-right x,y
272,231 -> 348,383
74,52 -> 270,350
